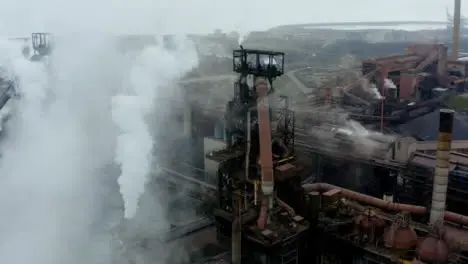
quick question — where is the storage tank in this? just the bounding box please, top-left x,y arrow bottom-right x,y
383,225 -> 418,250
383,213 -> 418,250
417,235 -> 449,263
354,210 -> 386,242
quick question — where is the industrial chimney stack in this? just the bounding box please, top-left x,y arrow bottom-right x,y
452,0 -> 461,60
429,109 -> 455,226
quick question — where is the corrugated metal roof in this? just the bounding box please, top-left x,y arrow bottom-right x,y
410,152 -> 468,168
396,108 -> 468,141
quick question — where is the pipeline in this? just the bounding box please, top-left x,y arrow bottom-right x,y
256,77 -> 274,228
430,109 -> 454,225
450,77 -> 468,86
245,110 -> 252,209
276,197 -> 296,217
245,110 -> 251,181
302,183 -> 468,225
257,198 -> 268,229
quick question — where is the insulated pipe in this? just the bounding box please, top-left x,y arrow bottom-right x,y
256,77 -> 274,228
430,109 -> 455,225
256,77 -> 274,197
303,183 -> 426,214
302,183 -> 468,226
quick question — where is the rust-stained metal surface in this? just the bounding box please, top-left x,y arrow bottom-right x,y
383,226 -> 418,250
417,236 -> 449,263
302,183 -> 468,250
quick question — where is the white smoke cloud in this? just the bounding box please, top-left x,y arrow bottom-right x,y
113,37 -> 198,220
0,35 -> 129,264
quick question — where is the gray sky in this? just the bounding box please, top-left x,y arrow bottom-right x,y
0,0 -> 463,35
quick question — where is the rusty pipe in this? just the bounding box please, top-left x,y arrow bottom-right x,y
302,183 -> 468,226
276,197 -> 296,217
256,77 -> 274,197
257,199 -> 268,229
303,183 -> 426,214
255,77 -> 274,228
450,77 -> 468,85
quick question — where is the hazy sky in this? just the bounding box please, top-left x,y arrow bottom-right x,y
0,0 -> 464,35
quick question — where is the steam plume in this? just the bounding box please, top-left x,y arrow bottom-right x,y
113,37 -> 198,220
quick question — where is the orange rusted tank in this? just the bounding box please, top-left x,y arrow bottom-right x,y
417,236 -> 449,263
383,226 -> 418,250
354,210 -> 386,234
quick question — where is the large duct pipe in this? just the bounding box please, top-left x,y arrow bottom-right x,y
302,182 -> 468,251
256,77 -> 274,228
302,183 -> 468,225
429,109 -> 455,225
452,0 -> 461,60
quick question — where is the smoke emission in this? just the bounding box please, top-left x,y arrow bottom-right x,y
0,36 -> 131,264
0,35 -> 198,264
113,38 -> 198,220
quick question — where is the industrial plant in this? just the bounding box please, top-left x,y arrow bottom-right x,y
3,2 -> 468,264
142,1 -> 468,263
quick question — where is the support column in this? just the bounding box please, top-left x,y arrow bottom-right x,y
232,194 -> 242,264
214,121 -> 224,139
183,103 -> 192,138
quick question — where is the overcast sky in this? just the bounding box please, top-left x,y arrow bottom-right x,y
0,0 -> 464,35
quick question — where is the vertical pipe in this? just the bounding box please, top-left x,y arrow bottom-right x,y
244,111 -> 251,209
245,111 -> 251,180
379,67 -> 387,133
214,122 -> 222,139
254,181 -> 258,205
183,103 -> 192,138
232,195 -> 242,264
429,109 -> 455,225
383,170 -> 396,202
436,45 -> 448,86
223,121 -> 227,141
452,0 -> 461,60
256,77 -> 274,228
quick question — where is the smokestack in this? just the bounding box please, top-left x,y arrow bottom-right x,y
452,0 -> 461,60
429,109 -> 455,225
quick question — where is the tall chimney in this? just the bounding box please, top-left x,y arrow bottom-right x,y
429,109 -> 455,225
452,0 -> 461,60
